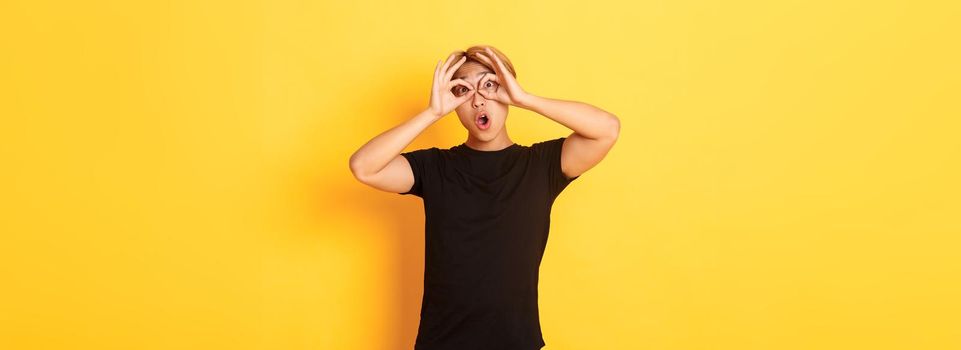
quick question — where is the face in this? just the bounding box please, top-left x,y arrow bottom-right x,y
450,61 -> 508,141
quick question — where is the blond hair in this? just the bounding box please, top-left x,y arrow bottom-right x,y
450,45 -> 517,78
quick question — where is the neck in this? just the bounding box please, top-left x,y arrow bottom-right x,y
465,129 -> 514,151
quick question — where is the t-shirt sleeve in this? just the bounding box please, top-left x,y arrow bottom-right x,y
534,137 -> 580,198
398,147 -> 437,198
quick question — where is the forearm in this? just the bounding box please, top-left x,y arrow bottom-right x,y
349,108 -> 440,178
519,93 -> 619,140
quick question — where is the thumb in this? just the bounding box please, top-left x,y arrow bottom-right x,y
457,90 -> 475,104
478,89 -> 495,101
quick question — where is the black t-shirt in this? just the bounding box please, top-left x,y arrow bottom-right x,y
399,137 -> 580,350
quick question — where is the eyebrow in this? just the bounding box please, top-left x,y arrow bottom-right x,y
454,71 -> 493,80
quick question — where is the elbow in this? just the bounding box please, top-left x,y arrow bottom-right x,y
348,154 -> 367,182
604,114 -> 620,142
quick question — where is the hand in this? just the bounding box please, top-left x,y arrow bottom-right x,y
427,53 -> 474,118
473,47 -> 531,108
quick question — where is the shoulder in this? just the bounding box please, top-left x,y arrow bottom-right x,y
531,136 -> 566,147
401,145 -> 459,165
530,137 -> 567,156
402,146 -> 451,157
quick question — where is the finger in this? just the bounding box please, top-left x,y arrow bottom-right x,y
473,52 -> 501,75
439,52 -> 459,80
477,51 -> 505,76
476,74 -> 496,92
433,60 -> 443,89
447,78 -> 472,90
476,72 -> 488,87
445,56 -> 467,82
479,73 -> 498,84
457,90 -> 475,103
484,47 -> 512,76
447,78 -> 473,98
477,88 -> 498,102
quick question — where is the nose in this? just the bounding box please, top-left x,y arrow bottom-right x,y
472,90 -> 485,108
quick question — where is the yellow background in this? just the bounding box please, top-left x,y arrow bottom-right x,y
2,0 -> 959,349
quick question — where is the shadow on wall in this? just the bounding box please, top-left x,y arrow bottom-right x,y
313,67 -> 448,350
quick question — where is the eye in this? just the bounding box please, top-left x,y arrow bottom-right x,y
451,85 -> 470,96
482,80 -> 498,90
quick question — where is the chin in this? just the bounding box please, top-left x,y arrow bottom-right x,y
476,128 -> 500,140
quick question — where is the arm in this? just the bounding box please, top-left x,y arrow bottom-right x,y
348,108 -> 441,193
348,52 -> 475,193
518,94 -> 620,179
473,47 -> 620,180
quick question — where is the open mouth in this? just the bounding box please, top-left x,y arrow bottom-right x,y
475,112 -> 490,130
